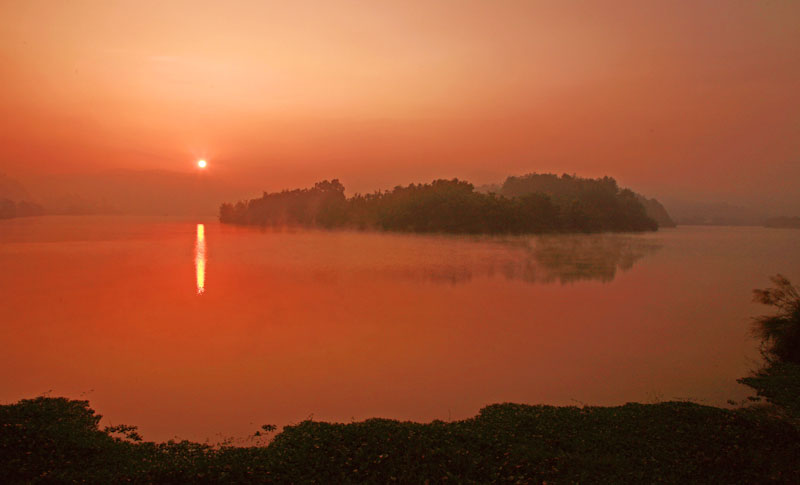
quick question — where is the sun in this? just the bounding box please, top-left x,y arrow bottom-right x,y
197,159 -> 207,169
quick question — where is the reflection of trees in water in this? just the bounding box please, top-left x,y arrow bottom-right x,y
400,234 -> 661,285
513,234 -> 660,284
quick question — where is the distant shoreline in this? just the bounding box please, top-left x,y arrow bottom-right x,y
220,174 -> 664,235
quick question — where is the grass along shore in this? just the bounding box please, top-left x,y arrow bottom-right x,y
1,365 -> 799,484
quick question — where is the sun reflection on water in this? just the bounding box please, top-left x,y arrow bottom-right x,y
195,223 -> 206,294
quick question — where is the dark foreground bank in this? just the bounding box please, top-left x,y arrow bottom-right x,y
2,368 -> 800,484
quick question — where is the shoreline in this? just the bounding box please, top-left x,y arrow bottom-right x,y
2,363 -> 798,483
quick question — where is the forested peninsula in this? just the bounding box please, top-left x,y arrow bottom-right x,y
220,173 -> 663,234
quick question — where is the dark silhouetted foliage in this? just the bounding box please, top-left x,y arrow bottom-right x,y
739,361 -> 800,422
220,179 -> 347,228
2,397 -> 800,483
752,275 -> 800,364
501,173 -> 659,231
220,176 -> 658,234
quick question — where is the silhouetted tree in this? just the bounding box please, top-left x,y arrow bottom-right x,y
501,173 -> 658,232
752,275 -> 800,363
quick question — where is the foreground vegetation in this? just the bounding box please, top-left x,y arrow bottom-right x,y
2,276 -> 799,483
738,274 -> 800,424
2,397 -> 799,483
219,174 -> 659,234
739,362 -> 800,424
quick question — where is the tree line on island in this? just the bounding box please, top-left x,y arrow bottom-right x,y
219,173 -> 667,234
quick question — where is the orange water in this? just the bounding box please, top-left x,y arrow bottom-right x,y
1,216 -> 797,442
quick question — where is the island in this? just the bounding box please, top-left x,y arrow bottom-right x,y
220,174 -> 664,234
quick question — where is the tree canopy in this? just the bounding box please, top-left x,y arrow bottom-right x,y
220,175 -> 659,234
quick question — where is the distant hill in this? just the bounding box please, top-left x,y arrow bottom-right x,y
0,173 -> 32,201
765,216 -> 800,229
0,174 -> 44,219
20,170 -> 256,217
665,201 -> 765,226
635,195 -> 676,228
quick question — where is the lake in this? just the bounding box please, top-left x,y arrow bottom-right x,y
1,216 -> 798,442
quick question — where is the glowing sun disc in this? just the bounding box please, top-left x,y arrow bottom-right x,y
197,159 -> 207,169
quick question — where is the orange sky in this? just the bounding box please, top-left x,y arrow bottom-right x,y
1,0 -> 798,210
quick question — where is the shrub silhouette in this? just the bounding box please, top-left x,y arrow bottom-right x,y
752,274 -> 800,363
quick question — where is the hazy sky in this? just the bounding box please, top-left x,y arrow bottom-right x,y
1,0 -> 798,210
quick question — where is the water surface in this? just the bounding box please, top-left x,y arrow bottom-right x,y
1,216 -> 798,442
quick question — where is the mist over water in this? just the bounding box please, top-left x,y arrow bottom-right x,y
1,216 -> 798,442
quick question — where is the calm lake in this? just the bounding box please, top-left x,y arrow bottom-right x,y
1,216 -> 799,442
